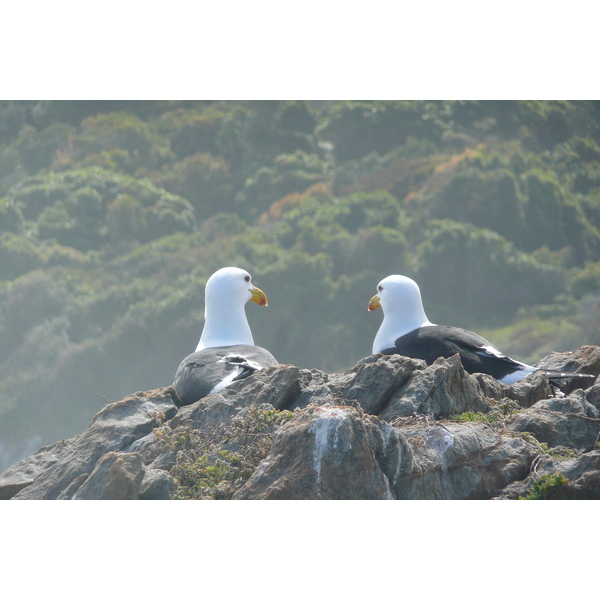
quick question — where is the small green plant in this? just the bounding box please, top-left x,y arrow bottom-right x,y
519,472 -> 569,500
155,425 -> 198,450
510,430 -> 539,446
494,399 -> 522,417
508,431 -> 575,460
450,411 -> 498,423
537,443 -> 575,460
172,450 -> 257,500
157,406 -> 294,499
450,399 -> 521,425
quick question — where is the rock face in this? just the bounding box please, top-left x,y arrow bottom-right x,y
234,403 -> 413,500
2,346 -> 600,500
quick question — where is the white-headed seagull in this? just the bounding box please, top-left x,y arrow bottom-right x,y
368,274 -> 595,385
173,267 -> 278,406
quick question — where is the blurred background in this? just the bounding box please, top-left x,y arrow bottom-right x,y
0,100 -> 599,470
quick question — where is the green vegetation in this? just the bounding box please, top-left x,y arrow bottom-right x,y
0,100 -> 599,467
519,472 -> 569,500
451,411 -> 498,424
508,431 -> 576,462
450,399 -> 522,424
156,406 -> 293,499
537,443 -> 576,460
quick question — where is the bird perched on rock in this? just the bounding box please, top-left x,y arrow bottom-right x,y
173,267 -> 278,406
368,274 -> 596,385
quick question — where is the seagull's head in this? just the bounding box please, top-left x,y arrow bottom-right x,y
205,267 -> 268,308
368,274 -> 423,315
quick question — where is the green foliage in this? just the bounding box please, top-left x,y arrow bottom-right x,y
536,443 -> 576,460
145,193 -> 196,239
521,169 -> 579,253
74,111 -> 172,171
410,141 -> 600,262
4,167 -> 195,252
15,123 -> 75,173
425,167 -> 525,244
569,261 -> 600,297
80,148 -> 135,172
0,233 -> 45,280
157,406 -> 293,499
0,197 -> 24,234
450,399 -> 521,425
519,472 -> 569,500
0,101 -> 30,142
237,150 -> 330,217
451,411 -> 498,424
153,152 -> 235,219
156,103 -> 233,158
318,101 -> 438,160
106,194 -> 147,241
410,219 -> 565,327
0,271 -> 74,368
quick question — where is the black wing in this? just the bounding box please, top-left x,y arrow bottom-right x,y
173,344 -> 278,406
381,325 -> 528,381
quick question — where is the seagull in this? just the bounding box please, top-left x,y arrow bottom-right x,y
368,274 -> 596,385
173,267 -> 278,406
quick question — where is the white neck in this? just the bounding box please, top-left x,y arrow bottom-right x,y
196,298 -> 254,351
373,304 -> 433,354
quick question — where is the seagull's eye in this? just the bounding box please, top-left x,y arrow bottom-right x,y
378,285 -> 383,292
244,275 -> 250,282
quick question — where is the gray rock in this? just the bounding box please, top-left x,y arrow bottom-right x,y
73,452 -> 145,500
0,438 -> 73,500
535,345 -> 600,394
584,382 -> 600,411
507,390 -> 600,451
288,369 -> 337,410
502,372 -> 554,407
379,354 -> 490,420
140,468 -> 177,500
219,364 -> 303,411
334,354 -> 425,414
496,450 -> 600,499
537,389 -> 600,418
56,473 -> 89,500
394,422 -> 538,499
234,403 -> 414,500
11,387 -> 177,499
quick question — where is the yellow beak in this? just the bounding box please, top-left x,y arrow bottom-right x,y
368,294 -> 381,311
250,286 -> 268,306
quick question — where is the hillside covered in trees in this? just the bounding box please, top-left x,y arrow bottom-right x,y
1,100 -> 599,470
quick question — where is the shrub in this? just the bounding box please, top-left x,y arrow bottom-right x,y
410,219 -> 566,327
106,194 -> 148,242
0,197 -> 24,235
15,123 -> 75,173
317,101 -> 439,160
157,406 -> 294,499
519,472 -> 569,500
155,152 -> 235,219
238,150 -> 329,217
0,233 -> 45,280
425,167 -> 525,245
74,111 -> 171,169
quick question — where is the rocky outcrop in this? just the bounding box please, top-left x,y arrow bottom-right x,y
0,389 -> 177,500
2,346 -> 600,500
234,403 -> 413,500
